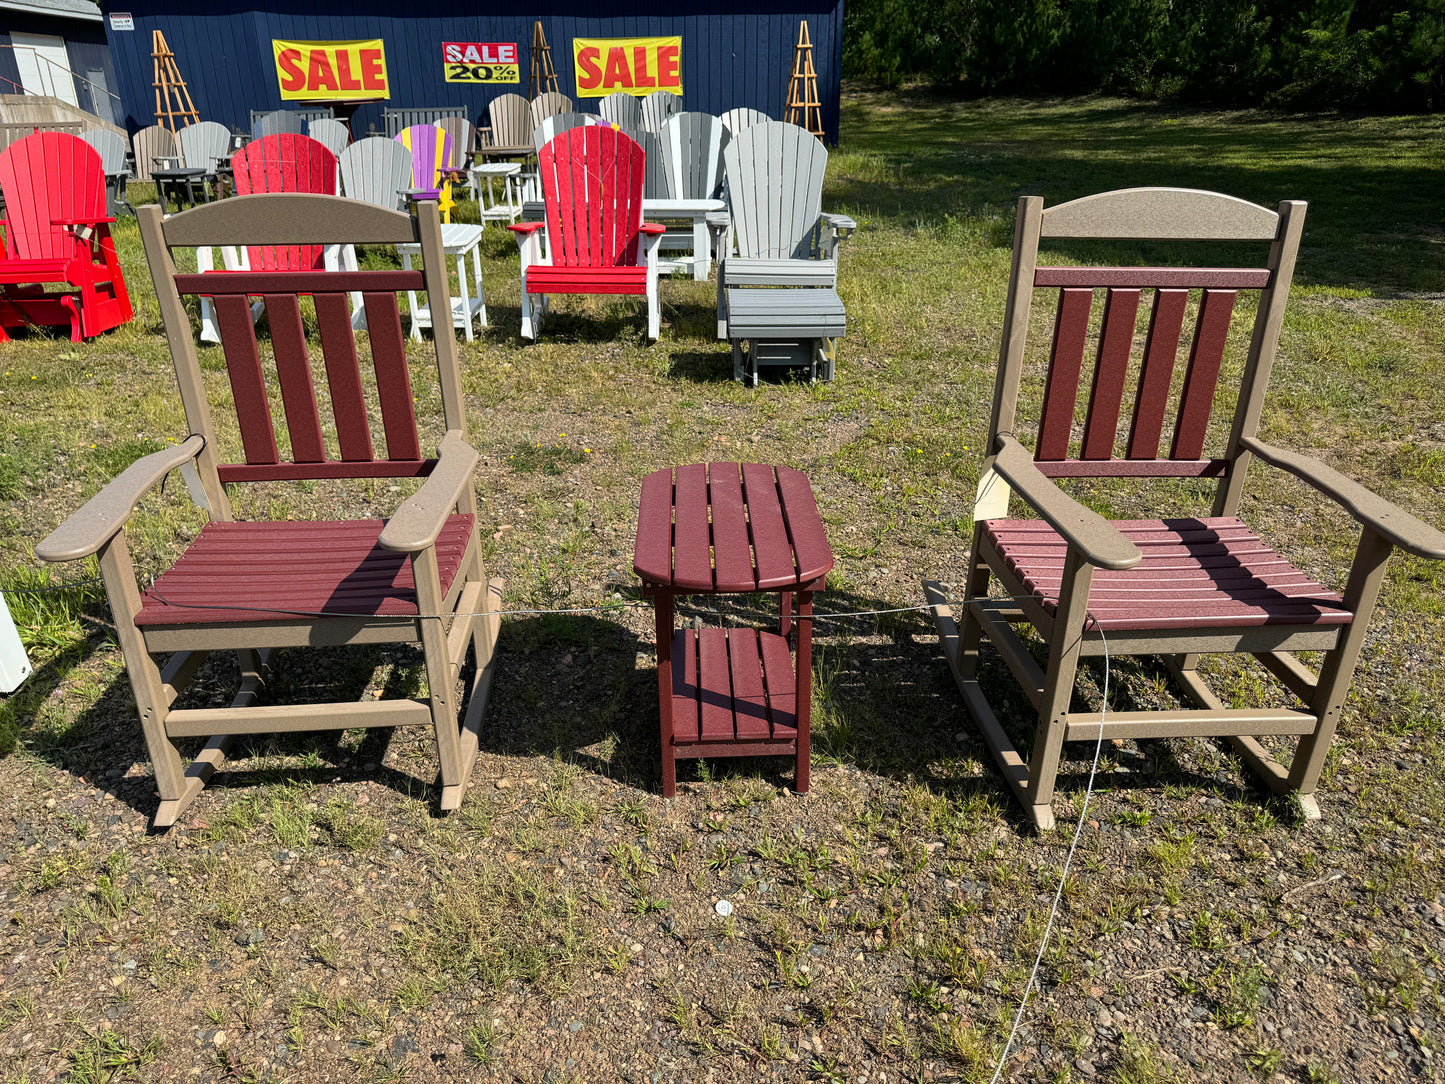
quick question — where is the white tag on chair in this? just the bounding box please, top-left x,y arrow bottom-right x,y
0,592 -> 32,695
179,460 -> 211,514
973,467 -> 1013,522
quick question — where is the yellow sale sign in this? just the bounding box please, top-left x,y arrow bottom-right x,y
272,39 -> 389,101
572,36 -> 682,98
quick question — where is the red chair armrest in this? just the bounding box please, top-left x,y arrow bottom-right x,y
507,222 -> 546,235
638,223 -> 666,235
53,217 -> 116,227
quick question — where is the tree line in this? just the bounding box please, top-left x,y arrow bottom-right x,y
843,0 -> 1445,110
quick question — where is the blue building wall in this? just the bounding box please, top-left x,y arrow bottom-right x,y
1,13 -> 121,125
97,2 -> 844,142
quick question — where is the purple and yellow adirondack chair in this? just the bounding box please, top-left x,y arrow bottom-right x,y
394,124 -> 459,222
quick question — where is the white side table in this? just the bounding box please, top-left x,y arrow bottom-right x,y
468,162 -> 523,224
641,198 -> 727,281
396,223 -> 488,342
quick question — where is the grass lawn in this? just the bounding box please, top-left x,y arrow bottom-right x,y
0,90 -> 1442,1082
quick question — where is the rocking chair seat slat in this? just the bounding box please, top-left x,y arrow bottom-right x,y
135,516 -> 474,625
986,516 -> 1351,631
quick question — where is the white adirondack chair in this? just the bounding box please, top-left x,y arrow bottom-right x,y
640,91 -> 681,133
719,107 -> 771,136
338,137 -> 415,328
532,112 -> 600,154
598,91 -> 643,130
709,121 -> 856,382
308,118 -> 350,159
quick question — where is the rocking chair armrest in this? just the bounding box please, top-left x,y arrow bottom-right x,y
704,210 -> 730,231
992,434 -> 1143,571
53,216 -> 116,227
36,435 -> 206,563
378,431 -> 480,554
507,222 -> 546,236
821,212 -> 858,238
638,223 -> 667,236
1240,437 -> 1445,559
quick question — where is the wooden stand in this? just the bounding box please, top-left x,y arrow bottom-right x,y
529,22 -> 559,101
784,21 -> 824,140
151,31 -> 200,134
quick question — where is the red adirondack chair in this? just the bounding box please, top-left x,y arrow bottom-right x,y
508,126 -> 665,341
198,133 -> 339,342
0,131 -> 132,342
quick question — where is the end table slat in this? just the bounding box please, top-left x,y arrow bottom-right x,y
672,463 -> 715,590
708,463 -> 754,590
741,462 -> 797,589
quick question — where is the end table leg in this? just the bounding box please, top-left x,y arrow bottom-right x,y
794,591 -> 813,794
656,592 -> 677,798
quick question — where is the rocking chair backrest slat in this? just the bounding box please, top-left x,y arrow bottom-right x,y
252,109 -> 306,139
721,121 -> 826,261
177,121 -> 232,172
539,125 -> 645,269
231,134 -> 339,271
143,195 -> 458,493
987,188 -> 1305,505
486,93 -> 531,147
131,125 -> 176,182
0,132 -> 106,261
616,126 -> 665,199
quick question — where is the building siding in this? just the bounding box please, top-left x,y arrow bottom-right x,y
97,1 -> 843,140
1,12 -> 120,123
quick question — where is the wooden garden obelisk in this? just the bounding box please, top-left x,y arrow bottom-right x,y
151,31 -> 199,134
784,21 -> 824,139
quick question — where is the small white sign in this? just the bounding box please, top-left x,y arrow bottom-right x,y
109,12 -> 135,31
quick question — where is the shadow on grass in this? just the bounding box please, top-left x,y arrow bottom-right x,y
18,591 -> 1292,830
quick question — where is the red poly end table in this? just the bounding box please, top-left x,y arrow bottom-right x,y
633,462 -> 834,797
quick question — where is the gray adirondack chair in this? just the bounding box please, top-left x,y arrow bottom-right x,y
249,107 -> 331,133
659,112 -> 727,199
532,113 -> 600,154
478,93 -> 532,156
339,137 -> 413,211
177,121 -> 231,172
598,91 -> 643,130
719,107 -> 771,136
614,127 -> 665,198
131,124 -> 176,183
308,118 -> 350,159
710,121 -> 856,382
80,128 -> 131,216
529,92 -> 573,133
252,110 -> 308,139
338,137 -> 416,328
641,91 -> 681,133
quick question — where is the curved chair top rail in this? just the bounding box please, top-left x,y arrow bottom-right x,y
155,192 -> 418,247
1040,187 -> 1286,241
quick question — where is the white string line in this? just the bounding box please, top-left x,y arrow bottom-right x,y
988,617 -> 1109,1083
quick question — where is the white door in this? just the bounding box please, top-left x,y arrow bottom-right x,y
11,33 -> 79,107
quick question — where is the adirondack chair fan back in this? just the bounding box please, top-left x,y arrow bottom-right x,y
925,187 -> 1445,829
37,195 -> 502,827
0,131 -> 134,342
230,134 -> 338,270
508,125 -> 665,340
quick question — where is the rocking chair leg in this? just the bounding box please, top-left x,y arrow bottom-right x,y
1287,527 -> 1393,805
97,536 -> 193,825
956,525 -> 993,682
1023,550 -> 1094,826
413,548 -> 466,811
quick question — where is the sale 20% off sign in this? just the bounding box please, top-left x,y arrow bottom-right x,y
443,42 -> 520,84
